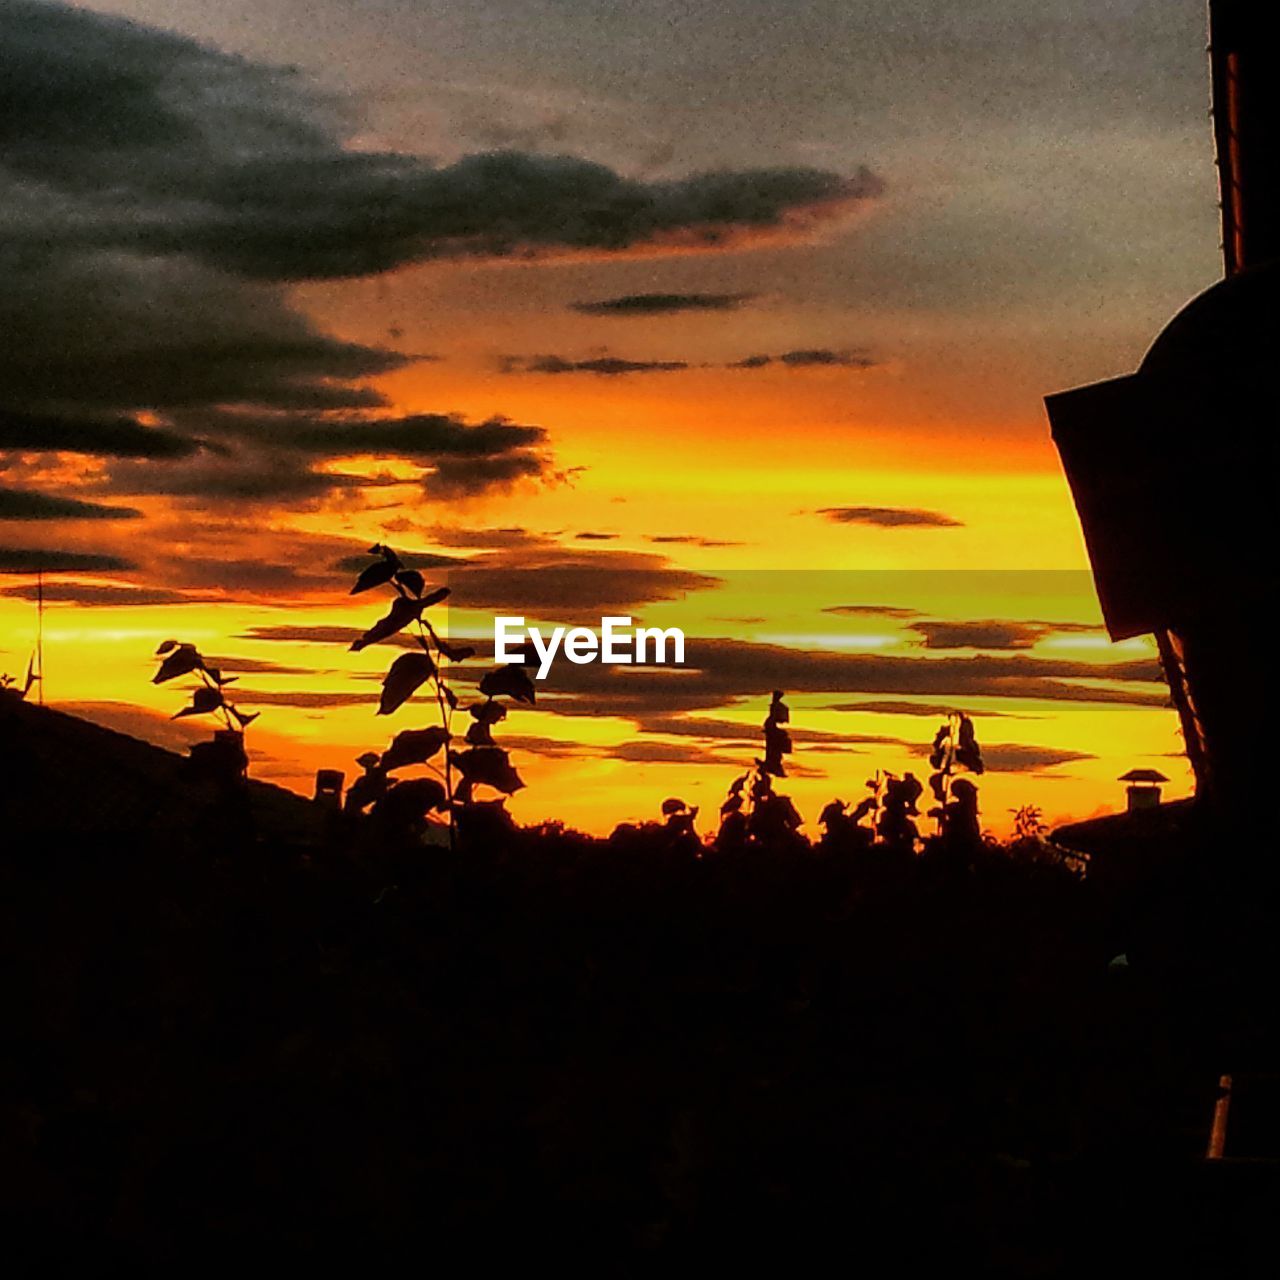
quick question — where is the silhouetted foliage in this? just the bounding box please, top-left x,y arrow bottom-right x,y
715,692 -> 803,852
923,711 -> 986,858
152,640 -> 258,730
345,544 -> 534,844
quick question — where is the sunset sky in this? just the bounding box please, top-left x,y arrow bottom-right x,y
1,0 -> 1223,832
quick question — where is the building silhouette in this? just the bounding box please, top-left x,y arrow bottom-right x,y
1047,1 -> 1280,818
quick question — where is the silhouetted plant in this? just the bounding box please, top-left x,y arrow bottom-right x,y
818,797 -> 874,853
718,690 -> 802,848
876,771 -> 923,853
661,796 -> 699,839
153,641 -> 258,730
926,711 -> 984,838
1009,803 -> 1047,843
346,543 -> 536,844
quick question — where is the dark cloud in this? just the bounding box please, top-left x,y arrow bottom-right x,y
364,630 -> 1169,721
243,413 -> 548,460
101,456 -> 378,505
731,348 -> 876,370
908,619 -> 1107,650
423,452 -> 552,498
571,293 -> 755,315
574,532 -> 618,541
331,551 -> 465,574
818,507 -> 964,529
204,657 -> 317,676
241,625 -> 409,650
444,556 -> 720,620
827,699 -> 1024,719
233,690 -> 377,709
0,582 -> 192,606
163,556 -> 344,597
0,486 -> 141,521
503,349 -> 877,376
502,354 -> 689,376
501,734 -> 595,760
92,413 -> 555,506
0,250 -> 408,421
910,620 -> 1051,651
909,742 -> 1095,773
0,410 -> 200,459
0,2 -> 881,527
0,545 -> 134,573
606,740 -> 743,767
823,604 -> 920,618
550,636 -> 1165,718
638,715 -> 907,749
426,526 -> 544,549
647,535 -> 743,547
2,3 -> 876,281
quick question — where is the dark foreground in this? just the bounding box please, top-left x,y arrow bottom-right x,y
5,816 -> 1279,1273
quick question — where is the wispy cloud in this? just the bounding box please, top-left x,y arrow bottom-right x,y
0,486 -> 141,521
571,293 -> 756,316
818,507 -> 963,529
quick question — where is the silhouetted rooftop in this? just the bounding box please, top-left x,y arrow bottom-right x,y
0,696 -> 323,846
1140,258 -> 1280,390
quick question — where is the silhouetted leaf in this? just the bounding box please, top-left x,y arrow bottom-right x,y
350,597 -> 426,651
152,645 -> 204,686
394,568 -> 425,597
382,726 -> 449,771
442,685 -> 459,710
470,700 -> 508,726
173,685 -> 224,719
420,586 -> 450,609
465,698 -> 508,745
153,643 -> 203,684
344,769 -> 386,813
229,707 -> 260,728
851,796 -> 876,822
720,793 -> 743,816
350,558 -> 399,595
155,639 -> 178,655
451,746 -> 525,795
377,651 -> 436,715
435,637 -> 476,662
479,664 -> 536,704
661,797 -> 688,816
373,777 -> 449,823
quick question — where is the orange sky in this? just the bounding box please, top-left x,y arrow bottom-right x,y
0,0 -> 1220,834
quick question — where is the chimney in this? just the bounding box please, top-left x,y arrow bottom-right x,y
187,728 -> 248,788
313,768 -> 345,810
1119,768 -> 1169,813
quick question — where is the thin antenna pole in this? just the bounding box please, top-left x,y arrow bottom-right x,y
36,567 -> 45,704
